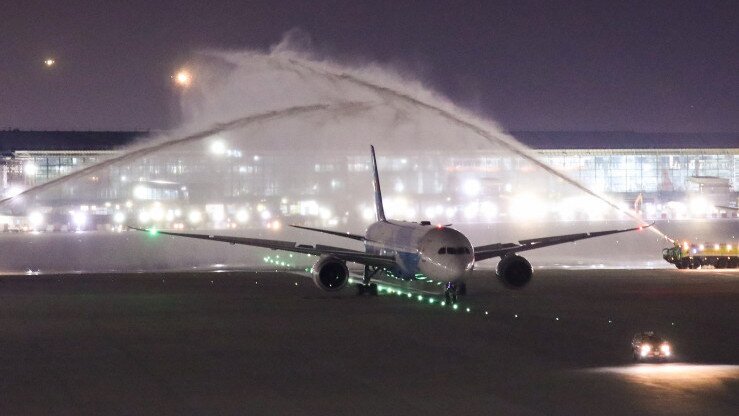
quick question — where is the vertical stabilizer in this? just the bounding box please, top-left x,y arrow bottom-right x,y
370,145 -> 386,221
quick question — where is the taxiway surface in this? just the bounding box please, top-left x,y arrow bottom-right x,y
0,268 -> 737,415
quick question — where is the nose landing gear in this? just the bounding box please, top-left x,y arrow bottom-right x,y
444,281 -> 466,304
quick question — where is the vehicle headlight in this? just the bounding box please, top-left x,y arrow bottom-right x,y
660,343 -> 671,356
640,344 -> 652,356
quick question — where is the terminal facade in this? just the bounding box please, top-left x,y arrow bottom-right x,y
1,130 -> 737,231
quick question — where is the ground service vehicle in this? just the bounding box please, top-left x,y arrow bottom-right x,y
631,332 -> 672,361
662,241 -> 739,269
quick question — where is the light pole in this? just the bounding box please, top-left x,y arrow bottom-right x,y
170,68 -> 193,127
173,69 -> 193,88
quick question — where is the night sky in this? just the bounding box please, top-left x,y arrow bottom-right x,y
2,0 -> 737,132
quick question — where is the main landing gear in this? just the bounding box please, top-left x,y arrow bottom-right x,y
356,283 -> 378,296
444,281 -> 466,304
357,265 -> 380,297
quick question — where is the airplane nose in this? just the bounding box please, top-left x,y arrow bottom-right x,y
448,256 -> 472,280
420,253 -> 468,281
449,263 -> 466,280
419,227 -> 474,281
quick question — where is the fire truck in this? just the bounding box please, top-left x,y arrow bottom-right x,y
662,241 -> 739,269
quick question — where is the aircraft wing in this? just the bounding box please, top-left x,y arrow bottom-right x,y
129,227 -> 396,268
290,224 -> 365,241
716,205 -> 738,211
473,224 -> 651,262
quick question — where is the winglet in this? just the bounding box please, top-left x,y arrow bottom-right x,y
370,145 -> 386,221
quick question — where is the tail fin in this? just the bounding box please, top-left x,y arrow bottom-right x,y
370,145 -> 386,221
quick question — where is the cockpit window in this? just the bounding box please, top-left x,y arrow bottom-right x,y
438,247 -> 470,255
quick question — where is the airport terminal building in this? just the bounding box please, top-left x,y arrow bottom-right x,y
1,130 -> 737,231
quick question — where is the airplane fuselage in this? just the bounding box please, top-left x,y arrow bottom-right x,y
364,220 -> 474,281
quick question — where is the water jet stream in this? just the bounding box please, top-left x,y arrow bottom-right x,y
270,55 -> 671,242
0,102 -> 368,210
2,50 -> 672,245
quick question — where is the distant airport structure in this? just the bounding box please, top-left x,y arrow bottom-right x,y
1,130 -> 737,232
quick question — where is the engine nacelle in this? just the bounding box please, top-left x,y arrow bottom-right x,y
311,256 -> 349,291
496,254 -> 533,288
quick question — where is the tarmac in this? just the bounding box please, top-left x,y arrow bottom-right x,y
0,268 -> 737,415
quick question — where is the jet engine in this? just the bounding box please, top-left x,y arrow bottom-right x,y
496,254 -> 533,288
311,255 -> 349,291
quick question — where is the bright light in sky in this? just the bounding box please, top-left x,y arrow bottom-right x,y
44,58 -> 55,67
173,69 -> 192,87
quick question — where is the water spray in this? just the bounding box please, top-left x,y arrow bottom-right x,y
2,47 -> 674,247
266,53 -> 673,242
0,102 -> 369,210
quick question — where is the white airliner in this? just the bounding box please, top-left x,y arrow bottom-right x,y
132,146 -> 648,302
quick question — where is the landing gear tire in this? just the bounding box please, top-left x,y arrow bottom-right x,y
444,282 -> 460,304
456,281 -> 467,296
356,283 -> 378,297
